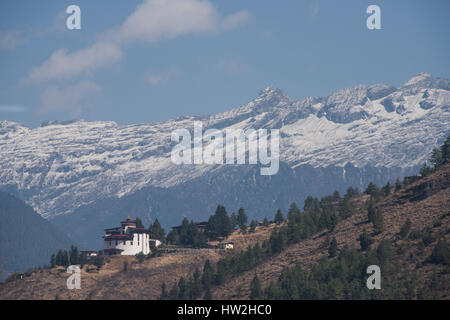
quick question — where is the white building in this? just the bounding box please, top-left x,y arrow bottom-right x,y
103,217 -> 151,256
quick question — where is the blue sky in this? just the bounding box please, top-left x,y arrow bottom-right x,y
1,0 -> 449,128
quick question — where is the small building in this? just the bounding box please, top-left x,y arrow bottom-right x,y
81,250 -> 98,257
218,241 -> 234,250
103,217 -> 151,256
172,221 -> 208,232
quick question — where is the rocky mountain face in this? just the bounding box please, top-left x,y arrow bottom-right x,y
0,73 -> 449,248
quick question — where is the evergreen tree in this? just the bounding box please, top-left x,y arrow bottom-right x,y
430,148 -> 443,168
359,229 -> 373,251
394,178 -> 402,192
399,218 -> 412,239
169,282 -> 179,300
373,210 -> 384,234
191,269 -> 203,299
204,287 -> 212,300
237,207 -> 248,234
93,256 -> 104,269
429,238 -> 450,266
231,212 -> 238,229
206,205 -> 233,239
441,134 -> 450,164
262,217 -> 270,227
148,219 -> 165,241
328,237 -> 338,258
332,190 -> 341,201
274,209 -> 284,225
381,182 -> 392,197
339,197 -> 355,219
420,163 -> 434,177
367,200 -> 376,224
178,277 -> 187,300
365,182 -> 378,196
249,220 -> 257,233
50,254 -> 56,268
327,213 -> 338,233
250,274 -> 262,300
345,187 -> 360,199
135,217 -> 144,228
69,245 -> 79,265
202,260 -> 214,290
159,282 -> 169,300
61,250 -> 69,267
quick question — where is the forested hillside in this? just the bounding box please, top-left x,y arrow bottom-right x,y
0,191 -> 74,281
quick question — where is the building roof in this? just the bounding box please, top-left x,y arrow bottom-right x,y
103,234 -> 133,241
128,227 -> 149,234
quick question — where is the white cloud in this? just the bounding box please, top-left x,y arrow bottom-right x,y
117,0 -> 218,43
220,11 -> 251,31
0,30 -> 26,50
38,80 -> 101,116
26,42 -> 122,83
146,68 -> 179,86
25,0 -> 250,84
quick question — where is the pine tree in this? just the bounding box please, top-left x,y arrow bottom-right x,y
365,182 -> 378,196
327,213 -> 338,232
206,205 -> 233,239
394,178 -> 402,192
328,237 -> 338,258
159,282 -> 169,300
237,207 -> 248,234
249,220 -> 257,233
231,212 -> 238,229
373,210 -> 384,234
149,219 -> 165,241
399,218 -> 412,239
191,269 -> 203,299
359,229 -> 373,251
169,283 -> 179,300
250,274 -> 262,300
381,182 -> 391,197
441,134 -> 450,164
202,260 -> 214,290
430,148 -> 443,168
69,245 -> 79,265
204,287 -> 212,300
274,209 -> 284,224
178,277 -> 187,300
367,200 -> 376,223
429,238 -> 450,265
135,217 -> 144,228
62,250 -> 69,266
50,254 -> 56,268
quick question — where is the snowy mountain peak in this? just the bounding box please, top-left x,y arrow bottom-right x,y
0,74 -> 449,218
404,72 -> 433,86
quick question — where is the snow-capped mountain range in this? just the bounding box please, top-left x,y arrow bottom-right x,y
0,73 -> 449,222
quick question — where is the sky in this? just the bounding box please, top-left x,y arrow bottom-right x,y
0,0 -> 449,128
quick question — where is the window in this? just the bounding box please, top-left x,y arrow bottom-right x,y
115,240 -> 118,245
131,241 -> 133,245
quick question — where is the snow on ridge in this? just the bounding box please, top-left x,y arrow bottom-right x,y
0,73 -> 449,217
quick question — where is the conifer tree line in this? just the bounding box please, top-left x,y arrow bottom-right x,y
50,246 -> 104,269
160,185 -> 363,300
161,135 -> 450,300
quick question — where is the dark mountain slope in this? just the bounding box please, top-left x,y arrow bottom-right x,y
0,191 -> 74,281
